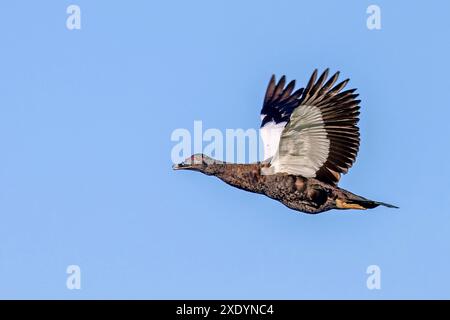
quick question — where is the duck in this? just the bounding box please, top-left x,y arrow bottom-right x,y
173,69 -> 397,214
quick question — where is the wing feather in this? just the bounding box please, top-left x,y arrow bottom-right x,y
263,69 -> 361,184
259,75 -> 303,160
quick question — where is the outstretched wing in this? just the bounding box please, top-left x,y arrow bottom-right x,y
264,69 -> 361,185
260,75 -> 303,160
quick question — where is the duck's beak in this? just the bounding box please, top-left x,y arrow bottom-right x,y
172,162 -> 189,170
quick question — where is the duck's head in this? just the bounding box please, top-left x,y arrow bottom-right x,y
172,154 -> 219,175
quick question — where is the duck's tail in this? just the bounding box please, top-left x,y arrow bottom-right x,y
335,190 -> 398,210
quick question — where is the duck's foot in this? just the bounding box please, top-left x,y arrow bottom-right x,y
335,199 -> 367,210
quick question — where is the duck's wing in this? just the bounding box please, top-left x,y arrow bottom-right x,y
265,69 -> 361,185
260,75 -> 304,161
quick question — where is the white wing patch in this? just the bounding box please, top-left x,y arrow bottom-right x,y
262,105 -> 330,176
260,121 -> 287,161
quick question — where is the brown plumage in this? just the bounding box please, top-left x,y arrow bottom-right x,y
173,69 -> 397,214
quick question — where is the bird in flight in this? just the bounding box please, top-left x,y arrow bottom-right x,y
173,69 -> 397,214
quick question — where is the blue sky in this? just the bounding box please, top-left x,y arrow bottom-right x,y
0,0 -> 449,299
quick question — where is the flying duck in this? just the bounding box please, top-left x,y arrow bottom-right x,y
173,69 -> 397,214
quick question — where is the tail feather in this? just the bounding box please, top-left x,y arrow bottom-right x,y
348,198 -> 399,209
336,188 -> 398,210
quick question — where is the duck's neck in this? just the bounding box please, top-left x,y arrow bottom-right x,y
207,163 -> 264,194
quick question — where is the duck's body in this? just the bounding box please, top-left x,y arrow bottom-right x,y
174,69 -> 397,214
174,160 -> 396,214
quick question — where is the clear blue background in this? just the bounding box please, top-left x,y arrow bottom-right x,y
0,0 -> 449,299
